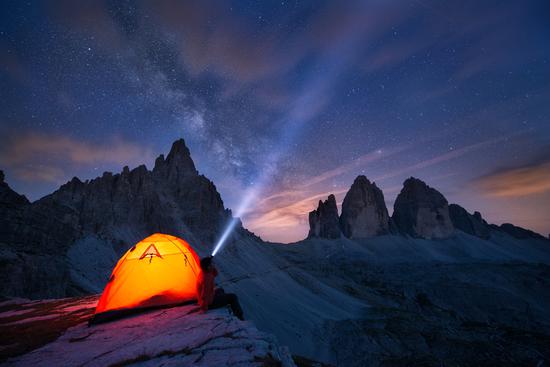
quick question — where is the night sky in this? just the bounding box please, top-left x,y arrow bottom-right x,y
1,0 -> 549,242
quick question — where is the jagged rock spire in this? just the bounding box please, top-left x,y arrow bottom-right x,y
153,138 -> 198,181
308,194 -> 341,239
340,175 -> 390,239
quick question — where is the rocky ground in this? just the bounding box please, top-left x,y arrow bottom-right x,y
0,296 -> 295,367
0,295 -> 99,361
2,138 -> 549,366
318,262 -> 550,366
270,234 -> 550,366
3,234 -> 549,366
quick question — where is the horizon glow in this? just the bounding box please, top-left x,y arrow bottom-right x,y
211,34 -> 365,256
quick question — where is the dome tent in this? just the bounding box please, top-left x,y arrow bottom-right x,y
91,233 -> 201,324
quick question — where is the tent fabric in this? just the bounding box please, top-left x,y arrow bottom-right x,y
93,233 -> 201,321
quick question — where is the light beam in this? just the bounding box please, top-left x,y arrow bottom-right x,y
211,19 -> 367,256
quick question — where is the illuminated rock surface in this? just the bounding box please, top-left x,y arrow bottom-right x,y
1,296 -> 295,367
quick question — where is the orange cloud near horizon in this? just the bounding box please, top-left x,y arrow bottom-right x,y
0,132 -> 153,183
247,189 -> 348,229
473,161 -> 550,197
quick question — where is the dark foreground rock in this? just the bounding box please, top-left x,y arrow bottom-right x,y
1,296 -> 295,366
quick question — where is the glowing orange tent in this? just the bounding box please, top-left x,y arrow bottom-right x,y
91,233 -> 201,323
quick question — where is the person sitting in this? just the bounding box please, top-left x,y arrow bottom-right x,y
196,256 -> 244,320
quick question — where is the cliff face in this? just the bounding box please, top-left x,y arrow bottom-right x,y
0,171 -> 29,208
308,194 -> 341,239
0,169 -> 77,298
449,204 -> 490,239
392,177 -> 455,239
0,139 -> 234,298
37,139 -> 228,243
307,175 -> 391,240
339,176 -> 390,239
307,174 -> 548,243
307,175 -> 456,241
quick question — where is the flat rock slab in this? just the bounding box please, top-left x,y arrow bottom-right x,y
0,295 -> 99,361
2,297 -> 294,367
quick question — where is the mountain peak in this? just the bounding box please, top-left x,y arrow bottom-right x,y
308,194 -> 341,239
392,176 -> 454,239
154,139 -> 198,179
166,138 -> 191,161
402,176 -> 427,189
340,175 -> 390,238
0,170 -> 29,207
353,175 -> 372,186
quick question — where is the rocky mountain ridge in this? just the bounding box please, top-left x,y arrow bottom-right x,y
340,176 -> 390,239
0,139 -> 238,299
1,139 -> 550,366
308,175 -> 547,241
2,138 -> 547,301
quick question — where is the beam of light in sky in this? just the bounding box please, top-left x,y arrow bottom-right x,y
211,20 -> 368,256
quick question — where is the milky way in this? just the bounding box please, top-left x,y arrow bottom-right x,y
1,0 -> 549,242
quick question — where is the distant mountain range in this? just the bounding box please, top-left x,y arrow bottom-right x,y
308,175 -> 547,242
1,138 -> 547,299
0,139 -> 249,299
2,138 -> 550,366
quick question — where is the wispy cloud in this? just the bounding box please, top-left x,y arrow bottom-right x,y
373,133 -> 525,183
0,132 -> 153,183
48,0 -> 124,52
245,188 -> 347,241
149,0 -> 301,84
11,165 -> 65,183
244,133 -> 519,242
0,44 -> 30,85
256,145 -> 406,208
472,160 -> 550,197
301,146 -> 406,188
